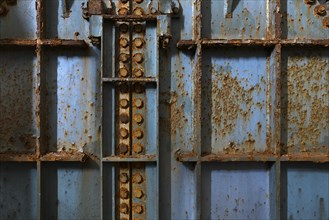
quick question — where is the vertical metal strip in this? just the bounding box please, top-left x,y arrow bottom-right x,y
194,0 -> 203,219
131,21 -> 147,220
36,0 -> 43,219
117,20 -> 132,220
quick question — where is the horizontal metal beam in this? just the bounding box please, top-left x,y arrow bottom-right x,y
102,15 -> 157,21
0,39 -> 88,47
102,155 -> 157,162
102,77 -> 157,83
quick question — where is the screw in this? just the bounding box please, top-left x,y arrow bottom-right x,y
120,128 -> 129,139
323,17 -> 329,28
134,114 -> 143,124
133,53 -> 144,63
120,188 -> 129,199
119,84 -> 129,93
119,53 -> 129,63
120,99 -> 129,108
119,67 -> 129,77
314,5 -> 327,16
134,204 -> 144,214
119,24 -> 129,33
118,8 -> 128,16
120,203 -> 129,214
134,99 -> 144,108
133,7 -> 144,16
120,113 -> 129,124
134,0 -> 143,3
133,68 -> 144,77
134,189 -> 144,198
134,129 -> 144,139
120,38 -> 129,48
118,143 -> 129,154
134,24 -> 144,33
133,173 -> 143,183
304,0 -> 315,5
133,144 -> 143,154
119,173 -> 129,183
134,38 -> 144,48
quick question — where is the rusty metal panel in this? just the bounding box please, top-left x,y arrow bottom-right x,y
0,0 -> 328,219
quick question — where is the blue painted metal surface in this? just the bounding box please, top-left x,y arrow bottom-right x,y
0,0 -> 328,220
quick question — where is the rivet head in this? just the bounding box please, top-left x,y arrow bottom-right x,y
133,24 -> 144,33
119,173 -> 129,183
119,24 -> 129,33
119,67 -> 129,77
134,114 -> 143,124
133,173 -> 143,183
118,8 -> 128,16
133,38 -> 144,48
120,38 -> 129,48
118,143 -> 129,155
134,83 -> 145,93
133,68 -> 144,77
119,53 -> 129,63
134,204 -> 144,214
133,144 -> 143,154
134,129 -> 144,139
120,188 -> 129,199
134,189 -> 144,198
314,5 -> 327,16
120,99 -> 129,108
120,128 -> 129,139
134,0 -> 143,3
120,114 -> 129,124
133,53 -> 144,63
133,7 -> 144,16
120,203 -> 129,214
134,98 -> 144,108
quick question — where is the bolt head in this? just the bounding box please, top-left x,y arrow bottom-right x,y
133,68 -> 144,77
119,53 -> 129,63
120,38 -> 129,48
120,99 -> 129,108
120,203 -> 129,214
119,84 -> 129,93
133,38 -> 144,48
134,189 -> 144,198
134,83 -> 145,93
323,17 -> 329,27
133,53 -> 144,63
134,204 -> 144,214
119,67 -> 129,77
133,144 -> 143,154
119,24 -> 129,33
133,173 -> 143,183
120,188 -> 129,199
133,24 -> 144,33
120,128 -> 129,139
118,8 -> 128,16
134,114 -> 143,124
134,98 -> 144,108
134,129 -> 144,139
314,5 -> 327,16
119,173 -> 129,183
133,7 -> 144,16
120,113 -> 129,124
118,143 -> 129,154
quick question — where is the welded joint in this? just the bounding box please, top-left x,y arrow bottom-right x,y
224,0 -> 233,18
